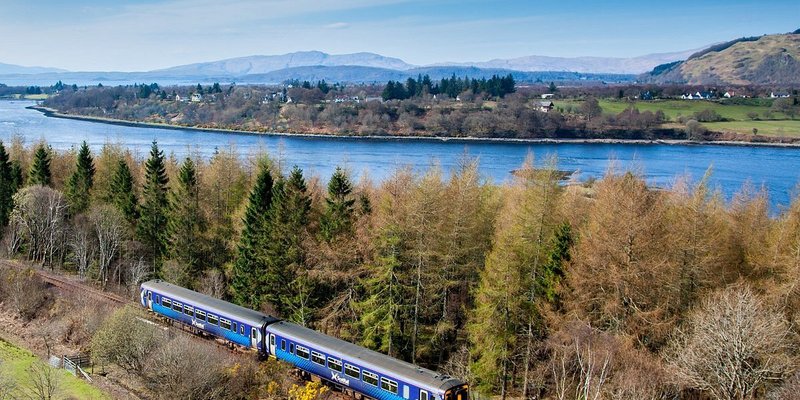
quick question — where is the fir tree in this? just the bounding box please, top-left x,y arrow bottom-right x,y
109,159 -> 139,224
28,145 -> 51,186
0,142 -> 15,226
230,159 -> 274,309
65,141 -> 95,215
263,166 -> 312,316
137,141 -> 170,276
169,157 -> 207,280
10,161 -> 23,191
319,167 -> 355,242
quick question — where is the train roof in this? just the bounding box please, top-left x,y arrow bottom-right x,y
268,321 -> 464,393
141,280 -> 278,327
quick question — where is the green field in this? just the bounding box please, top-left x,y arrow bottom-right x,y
0,338 -> 109,399
702,120 -> 800,138
556,99 -> 788,121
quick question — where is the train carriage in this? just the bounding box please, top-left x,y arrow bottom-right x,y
140,280 -> 278,352
266,321 -> 469,400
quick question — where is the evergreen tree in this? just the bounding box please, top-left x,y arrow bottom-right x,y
137,141 -> 170,276
169,157 -> 207,281
319,167 -> 355,242
28,145 -> 52,186
109,159 -> 139,224
230,160 -> 274,309
356,228 -> 409,357
0,142 -> 15,226
65,141 -> 95,215
263,166 -> 312,316
10,161 -> 23,191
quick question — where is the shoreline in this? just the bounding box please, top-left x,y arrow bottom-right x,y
27,105 -> 800,148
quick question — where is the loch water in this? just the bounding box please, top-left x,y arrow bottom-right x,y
2,100 -> 799,210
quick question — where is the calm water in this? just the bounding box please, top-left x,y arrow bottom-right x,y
1,100 -> 799,209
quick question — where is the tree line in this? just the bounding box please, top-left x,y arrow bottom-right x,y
382,74 -> 516,100
1,139 -> 799,399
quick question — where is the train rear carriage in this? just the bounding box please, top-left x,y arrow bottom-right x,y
140,280 -> 278,353
266,321 -> 468,400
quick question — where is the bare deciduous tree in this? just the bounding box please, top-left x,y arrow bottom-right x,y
668,286 -> 796,400
88,205 -> 127,287
70,214 -> 95,279
0,362 -> 16,400
22,362 -> 60,400
11,186 -> 69,267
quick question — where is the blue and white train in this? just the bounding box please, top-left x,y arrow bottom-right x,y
140,280 -> 470,400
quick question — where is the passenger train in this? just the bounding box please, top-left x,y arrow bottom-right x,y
140,280 -> 469,400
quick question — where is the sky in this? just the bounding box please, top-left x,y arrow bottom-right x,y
0,0 -> 797,72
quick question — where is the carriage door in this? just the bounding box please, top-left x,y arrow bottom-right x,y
251,328 -> 259,350
147,291 -> 153,310
269,334 -> 276,355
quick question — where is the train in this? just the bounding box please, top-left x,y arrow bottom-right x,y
140,280 -> 470,400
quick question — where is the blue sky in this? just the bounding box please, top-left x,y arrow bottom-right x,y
0,0 -> 797,71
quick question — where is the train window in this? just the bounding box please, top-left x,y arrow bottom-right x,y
311,351 -> 325,366
380,377 -> 398,394
195,310 -> 206,321
420,390 -> 429,400
162,298 -> 171,307
172,301 -> 182,312
220,319 -> 232,331
281,340 -> 286,351
251,328 -> 257,339
232,322 -> 237,333
183,305 -> 193,316
240,325 -> 245,335
147,291 -> 152,301
296,346 -> 309,359
345,364 -> 360,379
290,343 -> 295,354
270,335 -> 275,346
327,357 -> 342,372
208,314 -> 219,325
362,371 -> 378,387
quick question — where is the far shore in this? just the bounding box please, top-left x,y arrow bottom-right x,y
27,104 -> 800,149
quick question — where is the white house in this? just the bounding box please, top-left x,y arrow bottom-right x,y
541,93 -> 555,99
723,91 -> 735,98
191,93 -> 203,102
537,101 -> 554,113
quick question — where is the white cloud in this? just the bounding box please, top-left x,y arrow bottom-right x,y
324,22 -> 351,29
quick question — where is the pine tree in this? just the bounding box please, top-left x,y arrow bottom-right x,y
10,161 -> 23,191
28,145 -> 52,186
109,159 -> 139,224
137,141 -> 170,277
319,167 -> 355,242
0,142 -> 15,226
65,141 -> 95,215
230,159 -> 274,308
169,158 -> 207,281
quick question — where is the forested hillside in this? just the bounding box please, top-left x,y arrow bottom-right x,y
0,139 -> 798,399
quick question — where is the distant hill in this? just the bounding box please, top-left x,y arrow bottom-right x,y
155,51 -> 416,75
0,62 -> 66,75
644,32 -> 800,85
437,49 -> 700,75
237,65 -> 633,84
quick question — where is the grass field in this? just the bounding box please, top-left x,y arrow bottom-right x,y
0,338 -> 109,399
556,99 -> 788,121
702,120 -> 800,138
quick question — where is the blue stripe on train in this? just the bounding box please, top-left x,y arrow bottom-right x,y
150,303 -> 252,348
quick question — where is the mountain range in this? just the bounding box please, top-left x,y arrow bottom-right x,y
0,49 -> 696,86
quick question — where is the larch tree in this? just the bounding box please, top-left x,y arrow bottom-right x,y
468,157 -> 564,398
65,141 -> 96,215
319,166 -> 356,243
202,147 -> 249,270
137,141 -> 170,277
169,157 -> 207,283
230,159 -> 274,309
28,145 -> 52,187
109,159 -> 139,225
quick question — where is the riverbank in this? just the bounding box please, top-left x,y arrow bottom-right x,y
29,105 -> 800,148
